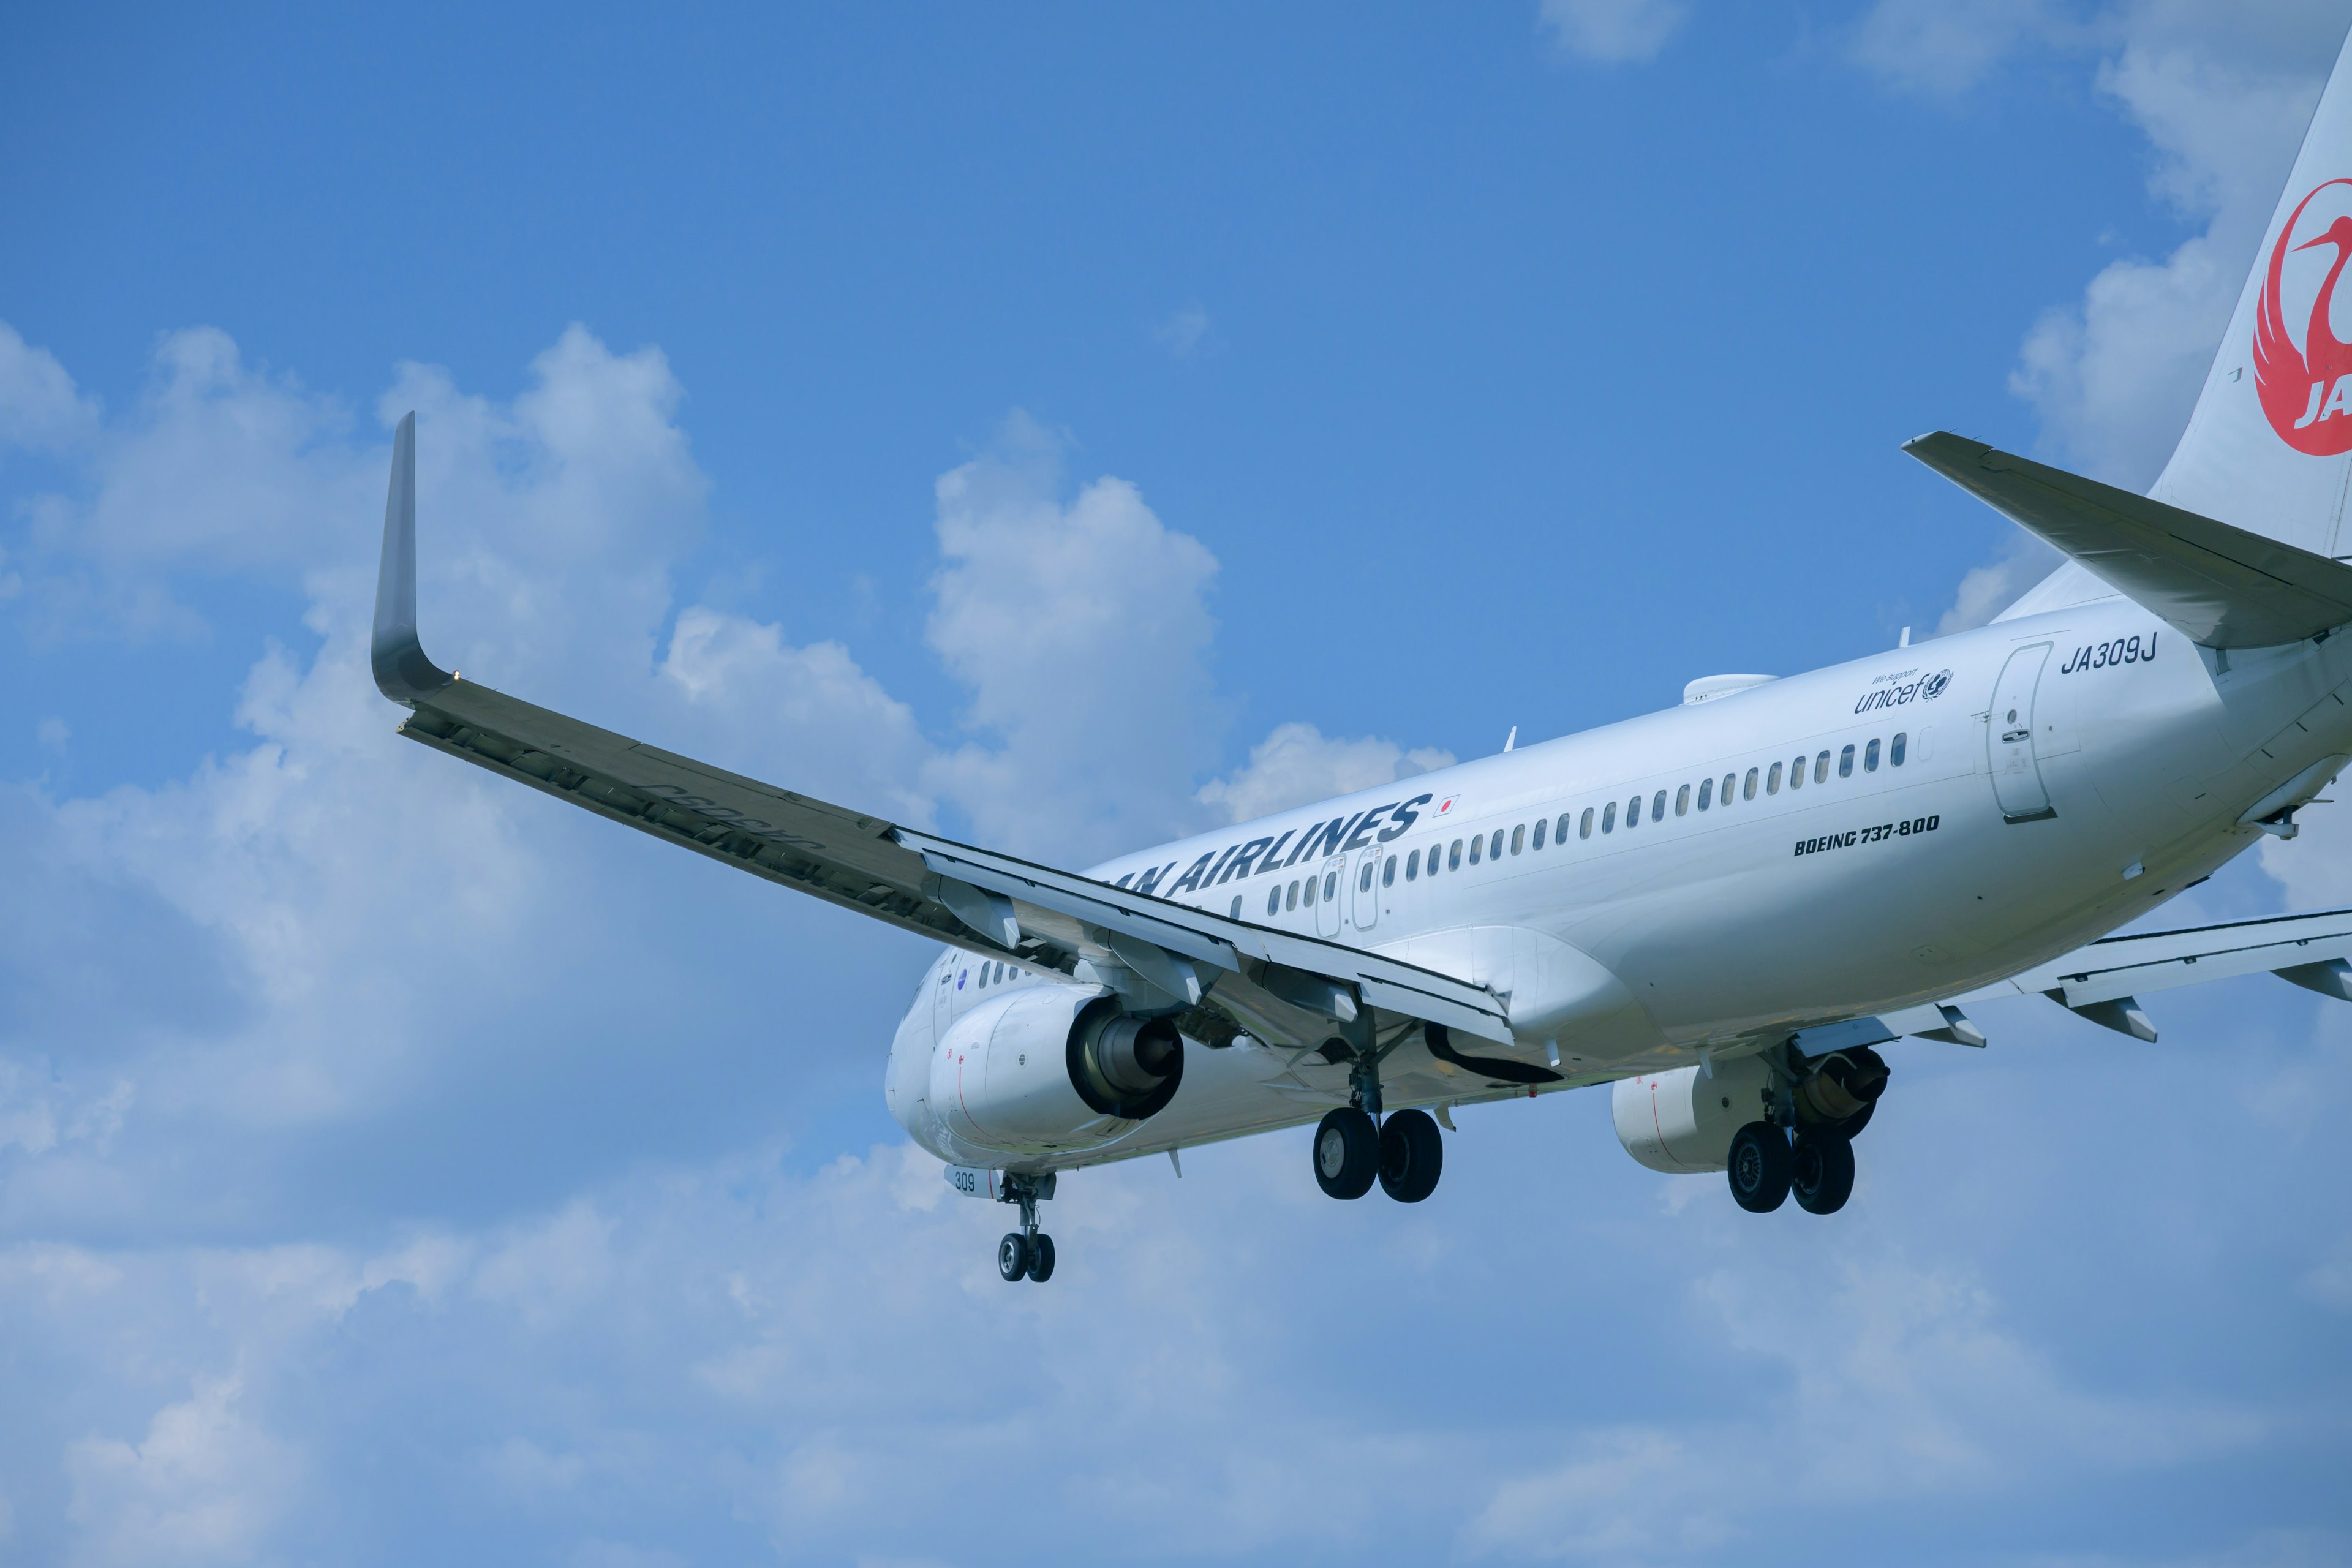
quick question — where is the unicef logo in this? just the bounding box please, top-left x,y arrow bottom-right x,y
1923,669 -> 1953,701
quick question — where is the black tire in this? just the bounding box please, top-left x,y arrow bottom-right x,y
997,1232 -> 1031,1281
1377,1109 -> 1444,1202
1313,1107 -> 1379,1199
1727,1122 -> 1792,1213
1791,1129 -> 1855,1215
1026,1232 -> 1057,1281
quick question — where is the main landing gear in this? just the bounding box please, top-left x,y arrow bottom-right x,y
1727,1123 -> 1856,1214
1727,1041 -> 1884,1216
995,1174 -> 1055,1283
1311,1036 -> 1445,1204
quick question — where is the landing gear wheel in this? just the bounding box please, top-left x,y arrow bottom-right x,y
1727,1121 -> 1792,1213
1790,1129 -> 1855,1215
1378,1109 -> 1444,1202
1313,1107 -> 1378,1199
1025,1232 -> 1056,1281
997,1232 -> 1031,1281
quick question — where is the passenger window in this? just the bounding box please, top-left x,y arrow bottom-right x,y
1865,737 -> 1880,772
1230,895 -> 1243,918
1839,744 -> 1855,778
1767,761 -> 1782,794
1359,861 -> 1375,892
1626,796 -> 1642,828
1721,773 -> 1736,806
1382,856 -> 1396,886
1602,802 -> 1616,834
1787,756 -> 1803,790
1406,848 -> 1420,880
1491,829 -> 1505,859
1323,871 -> 1339,901
1510,824 -> 1524,855
1744,768 -> 1758,801
1698,776 -> 1713,810
1815,750 -> 1831,783
1287,880 -> 1300,910
1651,790 -> 1667,820
1469,834 -> 1483,865
1675,783 -> 1689,816
1303,876 -> 1317,907
1267,886 -> 1281,916
1450,839 -> 1463,870
1891,731 -> 1907,766
1533,817 -> 1548,850
978,965 -> 989,988
1579,807 -> 1593,839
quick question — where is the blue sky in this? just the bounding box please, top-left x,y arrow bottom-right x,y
2,2 -> 2349,1564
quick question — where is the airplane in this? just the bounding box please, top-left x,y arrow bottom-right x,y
374,32 -> 2352,1284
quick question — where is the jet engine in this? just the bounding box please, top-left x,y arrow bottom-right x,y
929,985 -> 1185,1155
1792,1045 -> 1889,1136
1611,1054 -> 1774,1174
1613,1044 -> 1891,1173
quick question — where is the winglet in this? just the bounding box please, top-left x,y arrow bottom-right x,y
372,412 -> 455,706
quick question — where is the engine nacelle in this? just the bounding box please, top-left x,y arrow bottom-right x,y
1612,1055 -> 1774,1174
1613,1044 -> 1892,1173
929,985 -> 1185,1156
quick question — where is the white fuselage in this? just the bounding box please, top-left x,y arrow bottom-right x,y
886,594 -> 2352,1173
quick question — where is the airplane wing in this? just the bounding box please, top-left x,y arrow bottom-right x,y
370,413 -> 1515,1049
1858,907 -> 2352,1047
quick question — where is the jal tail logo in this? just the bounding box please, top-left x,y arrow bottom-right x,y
2256,178 -> 2352,453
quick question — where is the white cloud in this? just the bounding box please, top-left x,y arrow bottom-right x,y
1197,721 -> 1455,825
922,412 -> 1223,862
64,1376 -> 301,1568
1536,0 -> 1688,64
0,322 -> 99,452
1936,531 -> 2064,634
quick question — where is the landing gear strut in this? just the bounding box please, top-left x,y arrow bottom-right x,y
1311,1037 -> 1445,1202
994,1174 -> 1055,1283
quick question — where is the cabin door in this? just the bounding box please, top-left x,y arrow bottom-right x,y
1988,643 -> 2057,823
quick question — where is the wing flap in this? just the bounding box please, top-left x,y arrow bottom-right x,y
902,833 -> 1516,1045
1938,907 -> 2352,1014
1904,431 -> 2352,647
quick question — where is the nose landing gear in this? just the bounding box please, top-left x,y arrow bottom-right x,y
993,1174 -> 1055,1283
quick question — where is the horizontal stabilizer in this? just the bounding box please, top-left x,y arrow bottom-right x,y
1904,432 -> 2352,648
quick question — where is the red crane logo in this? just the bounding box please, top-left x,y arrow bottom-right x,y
2256,178 -> 2352,454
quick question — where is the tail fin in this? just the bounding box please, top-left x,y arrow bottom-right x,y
2150,25 -> 2352,557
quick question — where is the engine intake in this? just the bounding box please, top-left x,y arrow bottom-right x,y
1071,1003 -> 1184,1118
929,985 -> 1185,1156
